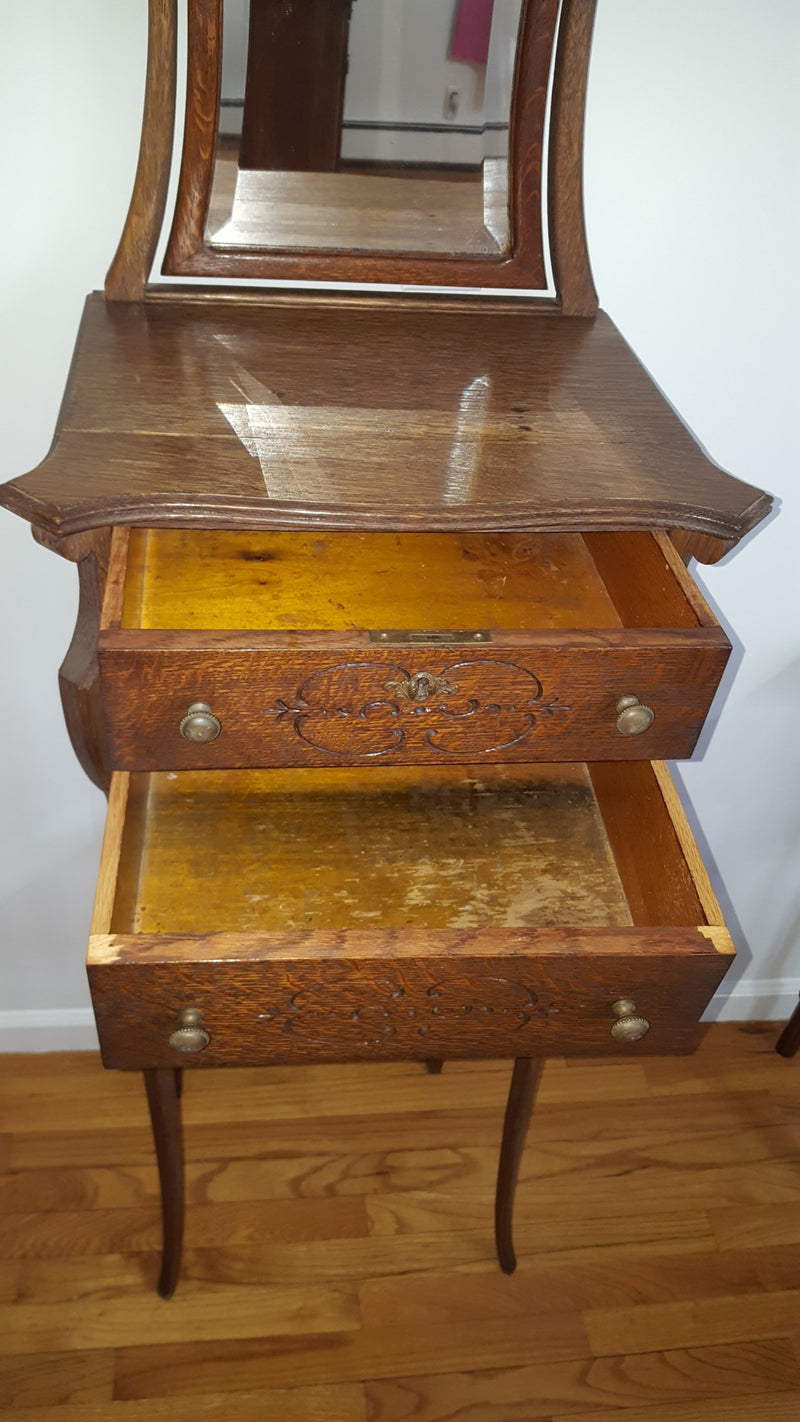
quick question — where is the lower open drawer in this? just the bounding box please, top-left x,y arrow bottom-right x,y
87,762 -> 733,1068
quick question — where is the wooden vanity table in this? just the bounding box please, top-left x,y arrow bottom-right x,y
0,0 -> 772,1299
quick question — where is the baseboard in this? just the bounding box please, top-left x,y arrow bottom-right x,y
0,982 -> 796,1053
702,977 -> 800,1024
0,1009 -> 99,1053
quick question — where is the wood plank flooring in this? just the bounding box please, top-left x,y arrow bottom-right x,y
0,1022 -> 798,1420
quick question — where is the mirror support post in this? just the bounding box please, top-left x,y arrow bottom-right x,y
105,0 -> 178,301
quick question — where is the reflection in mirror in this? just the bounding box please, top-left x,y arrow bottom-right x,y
208,0 -> 524,256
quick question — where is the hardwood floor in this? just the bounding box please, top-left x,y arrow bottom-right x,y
0,1023 -> 798,1420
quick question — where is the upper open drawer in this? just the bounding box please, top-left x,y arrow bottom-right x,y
99,528 -> 730,769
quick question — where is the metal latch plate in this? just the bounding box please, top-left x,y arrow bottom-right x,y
369,629 -> 492,645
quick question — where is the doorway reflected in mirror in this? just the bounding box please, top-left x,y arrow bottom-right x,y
207,0 -> 523,255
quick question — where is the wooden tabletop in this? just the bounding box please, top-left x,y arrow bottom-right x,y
0,292 -> 771,543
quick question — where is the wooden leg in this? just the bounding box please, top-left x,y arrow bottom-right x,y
144,1068 -> 184,1299
495,1057 -> 542,1275
425,1059 -> 443,1074
776,994 -> 800,1057
173,1067 -> 184,1100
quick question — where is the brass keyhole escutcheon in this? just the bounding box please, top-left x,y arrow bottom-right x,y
610,998 -> 650,1044
180,701 -> 221,743
168,1007 -> 210,1054
386,671 -> 459,703
615,694 -> 655,736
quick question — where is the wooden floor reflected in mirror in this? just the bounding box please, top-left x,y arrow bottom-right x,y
207,146 -> 509,255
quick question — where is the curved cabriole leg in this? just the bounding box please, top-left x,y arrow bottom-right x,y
425,1059 -> 443,1075
495,1057 -> 542,1275
144,1068 -> 185,1298
32,526 -> 113,793
776,994 -> 800,1057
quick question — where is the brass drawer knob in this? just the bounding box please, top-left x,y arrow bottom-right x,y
169,1007 -> 210,1054
180,701 -> 221,743
615,694 -> 655,736
610,998 -> 650,1044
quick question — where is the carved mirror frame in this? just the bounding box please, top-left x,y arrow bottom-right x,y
107,0 -> 597,311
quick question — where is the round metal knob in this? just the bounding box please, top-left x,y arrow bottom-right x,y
169,1007 -> 210,1054
610,998 -> 650,1043
615,695 -> 655,736
179,702 -> 221,743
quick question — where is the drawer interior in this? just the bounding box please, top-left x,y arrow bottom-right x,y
103,761 -> 719,938
89,761 -> 733,1067
115,529 -> 714,634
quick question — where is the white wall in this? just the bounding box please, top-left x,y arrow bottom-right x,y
0,2 -> 147,1049
341,0 -> 522,162
584,0 -> 800,1020
0,0 -> 797,1049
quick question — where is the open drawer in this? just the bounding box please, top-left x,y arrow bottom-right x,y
87,760 -> 733,1069
98,528 -> 730,768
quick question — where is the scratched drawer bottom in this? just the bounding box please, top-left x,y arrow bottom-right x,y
87,761 -> 733,1068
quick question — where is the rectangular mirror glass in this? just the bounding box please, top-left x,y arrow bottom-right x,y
207,0 -> 524,256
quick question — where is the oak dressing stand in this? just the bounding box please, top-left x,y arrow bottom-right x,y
0,0 -> 772,1298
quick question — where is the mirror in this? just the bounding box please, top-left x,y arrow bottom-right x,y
164,0 -> 558,289
208,0 -> 524,256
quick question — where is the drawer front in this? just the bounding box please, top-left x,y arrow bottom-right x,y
88,928 -> 732,1070
99,637 -> 729,769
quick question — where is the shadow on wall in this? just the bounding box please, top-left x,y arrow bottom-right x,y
0,827 -> 104,1013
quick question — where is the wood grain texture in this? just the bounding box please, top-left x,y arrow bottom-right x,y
119,530 -> 626,632
142,1058 -> 540,1297
143,1069 -> 183,1298
98,636 -> 729,769
100,527 -> 131,631
589,760 -> 725,932
669,529 -> 732,567
87,945 -> 729,1070
105,0 -> 177,301
163,0 -> 556,288
0,1348 -> 114,1408
98,760 -> 729,933
0,1390 -> 366,1422
89,772 -> 130,934
84,759 -> 733,1069
582,530 -> 712,629
30,526 -> 113,791
650,762 -> 725,927
207,163 -> 511,255
549,1400 -> 800,1422
97,527 -> 729,770
162,0 -> 221,282
104,762 -> 633,931
0,294 -> 772,543
548,0 -> 599,314
2,1025 -> 797,1421
495,1058 -> 542,1273
364,1351 -> 800,1421
585,1290 -> 800,1358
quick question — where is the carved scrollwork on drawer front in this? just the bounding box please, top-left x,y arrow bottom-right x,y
264,658 -> 568,758
255,974 -> 556,1050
